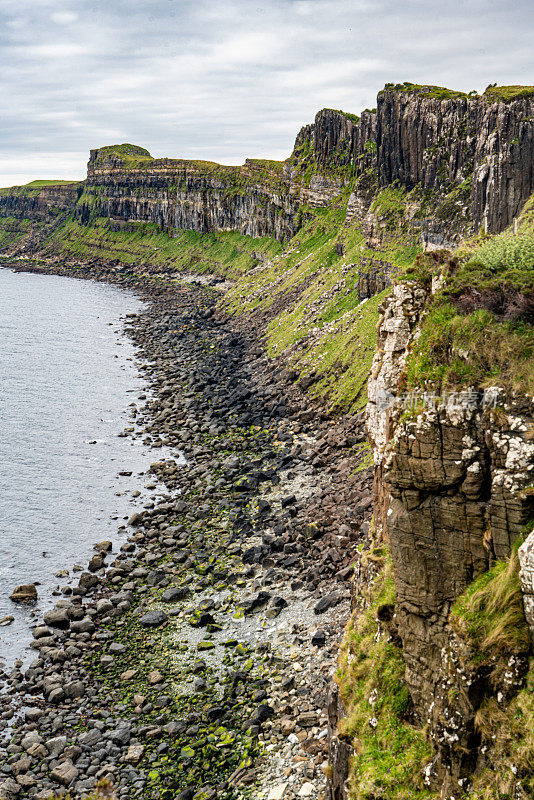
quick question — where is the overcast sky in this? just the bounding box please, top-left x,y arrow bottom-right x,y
0,0 -> 532,186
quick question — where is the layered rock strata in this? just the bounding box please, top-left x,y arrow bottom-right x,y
1,85 -> 533,254
79,151 -> 300,241
0,183 -> 80,223
365,279 -> 534,795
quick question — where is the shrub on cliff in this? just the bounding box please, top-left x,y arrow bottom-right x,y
451,547 -> 530,666
404,219 -> 534,394
449,228 -> 534,319
405,302 -> 534,394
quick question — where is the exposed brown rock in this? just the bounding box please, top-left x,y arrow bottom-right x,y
9,584 -> 37,604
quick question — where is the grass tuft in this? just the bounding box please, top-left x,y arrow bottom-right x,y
483,84 -> 534,104
450,547 -> 530,665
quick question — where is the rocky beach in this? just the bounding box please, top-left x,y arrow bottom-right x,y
0,265 -> 372,800
1,78 -> 533,800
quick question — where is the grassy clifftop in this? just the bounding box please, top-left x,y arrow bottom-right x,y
89,143 -> 153,170
0,179 -> 81,196
404,195 -> 534,396
379,82 -> 534,103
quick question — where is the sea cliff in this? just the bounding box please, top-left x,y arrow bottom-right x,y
0,81 -> 533,800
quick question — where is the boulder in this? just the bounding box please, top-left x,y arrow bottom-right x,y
124,744 -> 145,764
50,761 -> 78,787
139,609 -> 168,627
43,609 -> 70,629
64,680 -> 85,699
96,598 -> 114,614
46,736 -> 67,758
314,591 -> 343,615
0,778 -> 21,798
9,585 -> 37,604
93,540 -> 112,552
161,586 -> 190,603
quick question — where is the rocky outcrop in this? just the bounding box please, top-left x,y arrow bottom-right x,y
384,390 -> 534,706
367,279 -> 534,695
377,87 -> 534,232
357,260 -> 391,301
289,108 -> 377,174
80,154 -> 300,242
286,108 -> 377,207
365,277 -> 534,797
0,183 -> 80,223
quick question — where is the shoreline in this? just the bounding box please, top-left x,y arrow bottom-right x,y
0,260 -> 373,800
0,267 -> 173,670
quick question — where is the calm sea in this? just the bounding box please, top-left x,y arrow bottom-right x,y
0,268 -> 162,665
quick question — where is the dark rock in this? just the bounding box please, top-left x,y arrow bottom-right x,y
139,610 -> 168,627
110,726 -> 131,746
281,495 -> 296,508
241,591 -> 271,615
64,681 -> 85,699
311,629 -> 327,647
206,706 -> 225,721
250,704 -> 275,723
70,617 -> 95,634
78,572 -> 99,591
314,591 -> 343,615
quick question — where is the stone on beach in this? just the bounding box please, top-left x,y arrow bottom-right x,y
9,584 -> 37,604
139,609 -> 168,627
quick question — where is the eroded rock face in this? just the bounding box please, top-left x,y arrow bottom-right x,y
367,283 -> 534,704
519,529 -> 534,639
290,107 -> 377,175
80,157 -> 301,242
377,89 -> 534,232
384,390 -> 534,711
366,281 -> 428,536
365,281 -> 534,796
0,184 -> 79,223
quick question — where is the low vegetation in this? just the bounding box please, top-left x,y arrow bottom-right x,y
483,84 -> 534,103
24,179 -> 81,188
381,82 -> 467,101
90,143 -> 153,169
451,547 -> 530,668
222,188 -> 423,412
404,212 -> 534,394
405,302 -> 534,394
450,547 -> 533,800
51,218 -> 282,277
380,82 -> 534,104
336,548 -> 434,800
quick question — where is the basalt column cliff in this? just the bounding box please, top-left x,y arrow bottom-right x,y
0,82 -> 533,800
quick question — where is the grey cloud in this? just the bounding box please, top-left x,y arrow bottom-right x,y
0,0 -> 532,185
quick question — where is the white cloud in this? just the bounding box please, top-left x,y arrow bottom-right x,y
50,11 -> 78,24
24,43 -> 91,58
